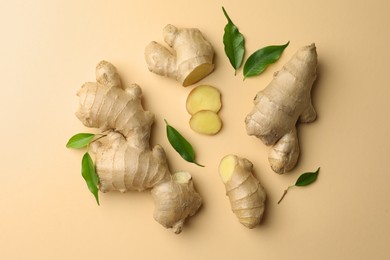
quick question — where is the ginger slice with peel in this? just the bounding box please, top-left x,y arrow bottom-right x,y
186,85 -> 222,115
189,110 -> 222,135
186,84 -> 223,135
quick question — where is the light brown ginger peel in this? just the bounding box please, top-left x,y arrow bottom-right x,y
145,24 -> 215,86
219,155 -> 266,228
245,44 -> 318,174
75,60 -> 202,234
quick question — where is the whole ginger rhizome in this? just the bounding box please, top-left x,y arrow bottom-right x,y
75,61 -> 202,234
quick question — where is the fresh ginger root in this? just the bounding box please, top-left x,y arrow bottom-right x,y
245,44 -> 318,174
186,85 -> 223,135
152,171 -> 201,233
75,60 -> 202,234
145,24 -> 215,86
219,155 -> 266,229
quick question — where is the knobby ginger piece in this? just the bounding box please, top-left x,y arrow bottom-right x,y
219,154 -> 266,228
245,44 -> 318,174
145,24 -> 215,86
75,61 -> 202,233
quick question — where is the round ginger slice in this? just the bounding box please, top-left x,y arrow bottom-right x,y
186,85 -> 222,115
189,110 -> 222,135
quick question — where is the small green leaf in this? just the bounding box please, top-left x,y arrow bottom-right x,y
277,167 -> 320,204
66,133 -> 95,149
243,41 -> 289,79
222,6 -> 245,75
295,167 -> 320,187
165,120 -> 204,167
82,152 -> 100,205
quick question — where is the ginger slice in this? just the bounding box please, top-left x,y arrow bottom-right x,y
189,110 -> 222,135
186,85 -> 222,115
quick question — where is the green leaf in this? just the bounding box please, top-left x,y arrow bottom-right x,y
222,6 -> 245,75
165,120 -> 204,167
243,41 -> 289,79
81,152 -> 100,205
277,167 -> 320,204
295,167 -> 320,187
66,133 -> 95,149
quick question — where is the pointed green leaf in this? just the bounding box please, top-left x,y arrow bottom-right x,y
165,120 -> 204,167
243,41 -> 289,79
82,152 -> 100,205
222,6 -> 245,74
66,133 -> 95,149
295,167 -> 320,187
278,167 -> 320,204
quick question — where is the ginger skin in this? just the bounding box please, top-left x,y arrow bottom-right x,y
145,24 -> 214,86
151,171 -> 201,234
245,44 -> 317,174
219,155 -> 266,229
76,61 -> 202,233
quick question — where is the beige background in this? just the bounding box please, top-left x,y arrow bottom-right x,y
1,0 -> 389,259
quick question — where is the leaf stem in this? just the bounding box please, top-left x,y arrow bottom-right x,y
277,189 -> 288,204
277,185 -> 294,204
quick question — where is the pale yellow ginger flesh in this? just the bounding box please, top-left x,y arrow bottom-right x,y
189,110 -> 222,135
76,61 -> 202,233
172,171 -> 192,184
245,44 -> 317,174
186,85 -> 222,115
219,155 -> 266,229
145,24 -> 215,86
